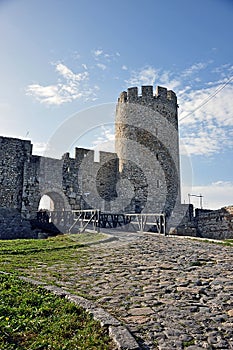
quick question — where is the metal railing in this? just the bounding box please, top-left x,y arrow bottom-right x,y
125,213 -> 166,234
69,209 -> 100,233
35,209 -> 166,234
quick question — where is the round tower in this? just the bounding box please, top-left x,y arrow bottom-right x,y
115,85 -> 181,216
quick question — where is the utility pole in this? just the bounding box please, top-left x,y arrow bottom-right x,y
188,194 -> 203,209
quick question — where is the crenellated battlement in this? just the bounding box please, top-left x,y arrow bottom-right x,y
0,135 -> 32,155
75,147 -> 92,160
118,85 -> 177,105
117,85 -> 178,129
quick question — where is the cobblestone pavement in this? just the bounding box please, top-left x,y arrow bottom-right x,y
31,232 -> 233,349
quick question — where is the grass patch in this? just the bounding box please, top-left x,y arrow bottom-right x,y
188,237 -> 233,247
0,233 -> 107,254
0,233 -> 110,300
202,239 -> 233,247
0,233 -> 106,275
183,339 -> 195,347
0,273 -> 115,350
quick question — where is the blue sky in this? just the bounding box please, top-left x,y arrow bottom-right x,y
0,0 -> 232,209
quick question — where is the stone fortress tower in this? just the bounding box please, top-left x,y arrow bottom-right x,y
0,84 -> 233,239
115,85 -> 181,217
0,85 -> 183,232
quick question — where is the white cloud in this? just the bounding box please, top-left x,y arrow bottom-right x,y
126,66 -> 180,90
126,66 -> 159,86
93,49 -> 120,64
26,63 -> 98,105
92,126 -> 115,146
56,63 -> 89,82
158,70 -> 181,91
26,84 -> 66,105
179,80 -> 233,155
91,126 -> 115,155
32,142 -> 48,155
96,63 -> 107,70
91,126 -> 115,157
211,63 -> 233,76
93,49 -> 103,57
182,62 -> 208,78
126,62 -> 210,90
182,181 -> 233,210
102,127 -> 115,141
122,65 -> 128,71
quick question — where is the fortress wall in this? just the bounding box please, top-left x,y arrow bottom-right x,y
77,149 -> 119,211
171,206 -> 233,239
96,151 -> 118,208
62,152 -> 81,210
0,136 -> 32,211
195,206 -> 233,239
22,155 -> 41,217
61,148 -> 95,211
0,208 -> 34,239
22,155 -> 71,218
58,150 -> 118,212
0,85 -> 231,239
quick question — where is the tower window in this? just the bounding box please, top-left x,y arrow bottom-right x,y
157,180 -> 159,188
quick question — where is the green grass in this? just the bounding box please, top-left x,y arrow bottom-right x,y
0,233 -> 106,275
201,238 -> 233,246
0,273 -> 115,350
0,233 -> 106,254
188,237 -> 233,246
183,339 -> 195,347
0,233 -> 116,349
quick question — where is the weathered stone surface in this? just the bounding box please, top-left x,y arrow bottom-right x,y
109,326 -> 140,350
128,307 -> 154,316
0,208 -> 34,239
90,307 -> 121,327
227,309 -> 233,317
21,232 -> 233,349
115,85 -> 180,218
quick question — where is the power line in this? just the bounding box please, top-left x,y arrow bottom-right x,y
179,75 -> 233,122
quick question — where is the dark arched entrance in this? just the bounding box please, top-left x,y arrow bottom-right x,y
37,191 -> 71,233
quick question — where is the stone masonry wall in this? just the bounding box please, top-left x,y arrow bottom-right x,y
195,206 -> 233,239
22,155 -> 71,219
0,137 -> 119,237
0,208 -> 34,239
0,136 -> 32,211
75,148 -> 118,212
115,85 -> 181,216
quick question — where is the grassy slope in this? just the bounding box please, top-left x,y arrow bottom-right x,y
0,233 -> 115,350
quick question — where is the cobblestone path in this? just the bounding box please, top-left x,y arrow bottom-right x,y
31,233 -> 233,349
